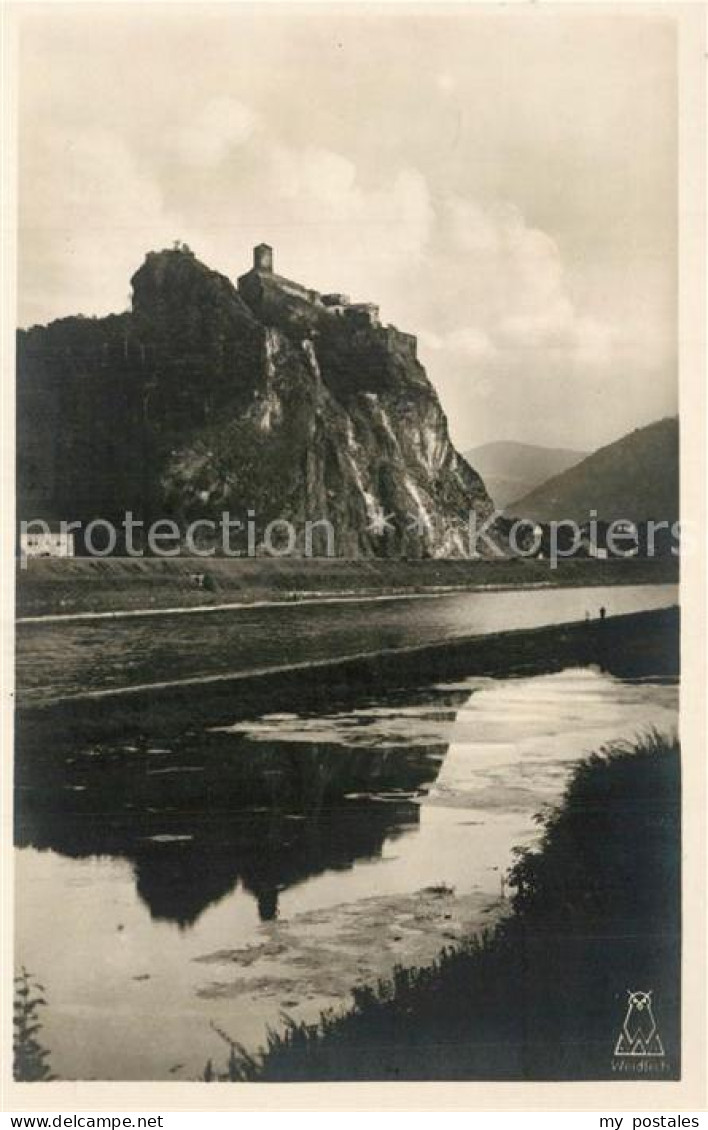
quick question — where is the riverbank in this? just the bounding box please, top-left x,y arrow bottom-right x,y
207,732 -> 680,1082
17,555 -> 678,619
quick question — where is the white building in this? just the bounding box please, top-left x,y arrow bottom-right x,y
20,528 -> 75,558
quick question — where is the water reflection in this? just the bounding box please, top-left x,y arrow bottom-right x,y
15,665 -> 679,1082
15,688 -> 470,927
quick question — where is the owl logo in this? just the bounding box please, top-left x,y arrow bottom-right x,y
614,990 -> 665,1056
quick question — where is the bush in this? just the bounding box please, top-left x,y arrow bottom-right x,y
14,967 -> 54,1081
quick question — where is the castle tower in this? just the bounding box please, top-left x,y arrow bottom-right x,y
253,243 -> 273,273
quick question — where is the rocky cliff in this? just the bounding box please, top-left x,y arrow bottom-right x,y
17,245 -> 493,557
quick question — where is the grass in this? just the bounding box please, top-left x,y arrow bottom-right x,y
17,554 -> 678,618
205,731 -> 680,1082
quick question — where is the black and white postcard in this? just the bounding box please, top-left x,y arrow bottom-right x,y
2,0 -> 705,1115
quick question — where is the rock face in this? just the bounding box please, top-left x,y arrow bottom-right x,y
17,244 -> 493,556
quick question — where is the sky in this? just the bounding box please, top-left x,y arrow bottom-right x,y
16,3 -> 678,451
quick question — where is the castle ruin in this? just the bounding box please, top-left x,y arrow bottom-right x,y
236,243 -> 416,356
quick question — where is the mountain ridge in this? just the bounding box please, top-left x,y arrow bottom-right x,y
463,440 -> 588,509
506,417 -> 678,523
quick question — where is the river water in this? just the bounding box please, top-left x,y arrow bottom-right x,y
15,584 -> 678,1080
17,582 -> 677,705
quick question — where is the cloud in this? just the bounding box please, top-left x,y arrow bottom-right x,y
16,5 -> 676,450
419,326 -> 497,363
161,106 -> 602,379
436,196 -> 614,367
19,129 -> 177,324
19,98 -> 435,331
17,92 -> 613,371
262,144 -> 432,261
146,106 -> 435,306
168,97 -> 259,167
18,91 -> 668,450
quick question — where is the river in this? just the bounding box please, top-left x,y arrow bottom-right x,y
17,582 -> 677,706
14,583 -> 679,1079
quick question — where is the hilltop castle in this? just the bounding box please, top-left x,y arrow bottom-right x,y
237,243 -> 417,357
17,240 -> 492,557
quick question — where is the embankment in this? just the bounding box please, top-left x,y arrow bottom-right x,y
16,606 -> 679,745
17,555 -> 678,619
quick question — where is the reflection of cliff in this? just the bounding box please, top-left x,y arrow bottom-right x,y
16,692 -> 468,926
133,797 -> 416,926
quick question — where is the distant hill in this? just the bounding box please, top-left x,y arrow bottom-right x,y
463,441 -> 588,509
506,417 -> 678,524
